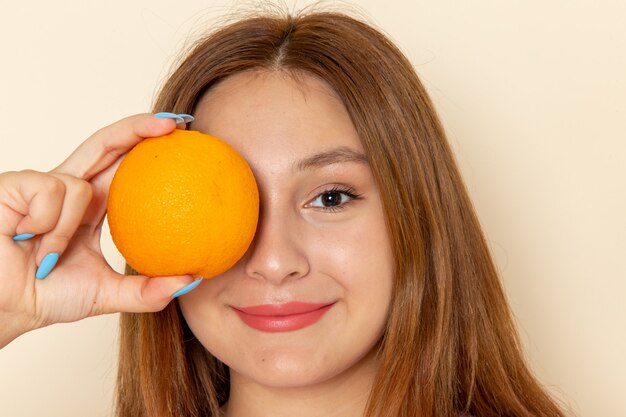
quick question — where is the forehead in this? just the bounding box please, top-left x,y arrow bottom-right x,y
191,71 -> 364,170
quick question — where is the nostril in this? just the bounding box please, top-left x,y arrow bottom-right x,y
288,270 -> 305,279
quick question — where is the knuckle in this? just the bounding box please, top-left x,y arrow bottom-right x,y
68,178 -> 94,202
46,177 -> 67,197
18,168 -> 38,175
50,232 -> 73,245
41,233 -> 72,253
95,125 -> 116,148
0,171 -> 17,185
101,141 -> 124,161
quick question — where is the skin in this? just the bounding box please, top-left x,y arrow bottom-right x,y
0,70 -> 394,416
0,115 -> 196,349
178,71 -> 395,417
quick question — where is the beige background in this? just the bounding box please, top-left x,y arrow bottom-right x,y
1,1 -> 624,416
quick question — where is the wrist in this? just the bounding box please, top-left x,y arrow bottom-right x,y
0,312 -> 36,349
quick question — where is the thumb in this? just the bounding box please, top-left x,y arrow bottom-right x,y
98,274 -> 203,315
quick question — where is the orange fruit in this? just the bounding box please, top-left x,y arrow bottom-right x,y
107,129 -> 259,278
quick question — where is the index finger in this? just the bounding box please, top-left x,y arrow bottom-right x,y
52,113 -> 180,179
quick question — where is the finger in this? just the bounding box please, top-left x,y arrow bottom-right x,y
52,113 -> 179,180
77,155 -> 123,230
1,170 -> 66,238
95,273 -> 202,315
65,115 -> 192,229
34,173 -> 93,267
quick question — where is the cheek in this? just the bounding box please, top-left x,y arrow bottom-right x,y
177,274 -> 230,341
309,213 -> 394,307
312,210 -> 392,272
308,215 -> 394,358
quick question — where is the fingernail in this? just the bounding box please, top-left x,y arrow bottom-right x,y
154,112 -> 184,123
172,278 -> 203,298
177,114 -> 194,123
36,253 -> 60,280
13,233 -> 35,241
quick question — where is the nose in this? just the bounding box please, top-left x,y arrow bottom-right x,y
243,204 -> 310,284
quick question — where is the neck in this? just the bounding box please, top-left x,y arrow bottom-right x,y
223,349 -> 379,417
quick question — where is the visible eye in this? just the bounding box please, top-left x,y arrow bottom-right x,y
307,186 -> 362,212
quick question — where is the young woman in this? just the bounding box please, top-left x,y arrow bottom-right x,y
1,10 -> 568,417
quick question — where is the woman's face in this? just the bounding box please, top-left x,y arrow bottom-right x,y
179,70 -> 394,389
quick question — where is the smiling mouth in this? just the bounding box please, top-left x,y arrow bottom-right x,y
232,302 -> 335,332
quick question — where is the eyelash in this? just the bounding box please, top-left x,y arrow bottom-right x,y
308,185 -> 363,213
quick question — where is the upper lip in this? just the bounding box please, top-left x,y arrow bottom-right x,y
233,302 -> 334,316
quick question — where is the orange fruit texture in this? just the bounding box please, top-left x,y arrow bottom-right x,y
107,129 -> 259,279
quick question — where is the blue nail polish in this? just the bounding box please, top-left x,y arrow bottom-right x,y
154,112 -> 184,123
13,233 -> 35,241
177,114 -> 194,123
172,278 -> 203,298
154,111 -> 178,118
36,253 -> 60,280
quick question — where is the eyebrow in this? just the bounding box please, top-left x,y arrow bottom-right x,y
294,146 -> 368,172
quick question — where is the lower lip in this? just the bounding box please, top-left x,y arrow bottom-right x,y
233,304 -> 334,332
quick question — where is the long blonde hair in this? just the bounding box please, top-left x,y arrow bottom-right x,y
116,9 -> 567,417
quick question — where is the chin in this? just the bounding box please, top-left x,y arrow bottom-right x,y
227,349 -> 343,389
242,365 -> 336,389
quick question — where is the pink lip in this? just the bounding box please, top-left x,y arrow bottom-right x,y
232,302 -> 335,332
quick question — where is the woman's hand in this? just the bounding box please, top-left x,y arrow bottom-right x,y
0,114 -> 196,348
